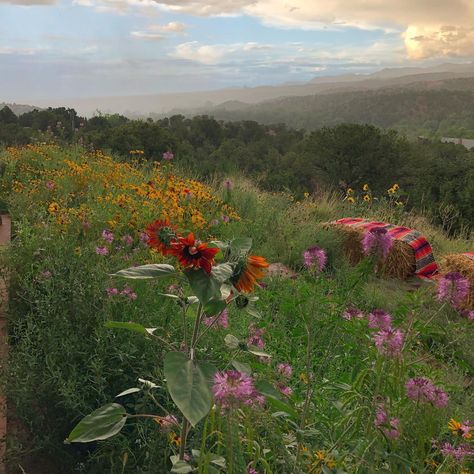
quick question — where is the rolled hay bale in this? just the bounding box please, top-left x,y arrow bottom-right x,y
331,218 -> 438,280
442,253 -> 474,309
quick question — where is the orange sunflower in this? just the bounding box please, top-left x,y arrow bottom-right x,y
145,219 -> 179,255
233,255 -> 269,293
170,233 -> 219,274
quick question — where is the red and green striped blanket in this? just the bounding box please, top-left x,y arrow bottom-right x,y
333,217 -> 439,279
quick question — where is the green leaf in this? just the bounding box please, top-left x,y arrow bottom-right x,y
115,387 -> 141,398
170,461 -> 193,473
204,299 -> 227,317
66,404 -> 127,443
247,346 -> 271,358
255,381 -> 297,419
111,264 -> 176,280
104,321 -> 146,334
224,334 -> 240,349
231,360 -> 252,374
230,237 -> 252,257
211,263 -> 235,282
185,269 -> 221,305
164,352 -> 215,427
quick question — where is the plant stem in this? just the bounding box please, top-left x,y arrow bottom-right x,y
179,302 -> 204,460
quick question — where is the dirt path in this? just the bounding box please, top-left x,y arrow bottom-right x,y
0,215 -> 11,474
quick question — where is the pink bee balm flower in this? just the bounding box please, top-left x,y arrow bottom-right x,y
101,229 -> 114,243
374,406 -> 400,439
212,370 -> 262,409
247,324 -> 265,348
405,377 -> 449,407
222,215 -> 230,223
247,468 -> 259,474
277,363 -> 293,378
139,232 -> 150,244
362,227 -> 394,259
440,442 -> 474,460
121,286 -> 137,300
223,179 -> 233,190
162,150 -> 174,161
342,306 -> 364,320
106,287 -> 119,296
157,414 -> 179,432
373,328 -> 404,358
368,310 -> 392,330
45,180 -> 55,190
276,383 -> 293,397
437,272 -> 470,308
121,234 -> 134,246
96,246 -> 109,256
203,309 -> 229,329
303,246 -> 327,272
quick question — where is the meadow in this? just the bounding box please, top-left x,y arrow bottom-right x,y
0,145 -> 473,473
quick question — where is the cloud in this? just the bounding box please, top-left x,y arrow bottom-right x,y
130,31 -> 165,40
0,0 -> 56,4
404,25 -> 474,59
173,41 -> 227,64
149,21 -> 186,33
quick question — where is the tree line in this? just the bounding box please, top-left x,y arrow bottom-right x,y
1,105 -> 473,235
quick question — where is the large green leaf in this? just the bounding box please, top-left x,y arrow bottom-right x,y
230,237 -> 253,257
164,352 -> 215,427
104,321 -> 147,334
110,264 -> 176,279
66,403 -> 127,443
211,263 -> 235,282
203,299 -> 227,317
185,269 -> 221,305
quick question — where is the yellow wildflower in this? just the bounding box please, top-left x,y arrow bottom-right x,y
363,194 -> 371,202
346,188 -> 353,195
48,202 -> 59,214
363,183 -> 369,191
299,372 -> 308,384
347,196 -> 355,204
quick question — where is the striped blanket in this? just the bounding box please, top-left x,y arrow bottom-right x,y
334,217 -> 439,279
464,252 -> 474,261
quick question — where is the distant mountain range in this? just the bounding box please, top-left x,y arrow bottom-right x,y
0,102 -> 41,116
14,61 -> 474,118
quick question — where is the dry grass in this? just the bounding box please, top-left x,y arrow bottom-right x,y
334,224 -> 416,280
442,253 -> 474,309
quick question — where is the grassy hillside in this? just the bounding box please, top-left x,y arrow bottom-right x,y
1,146 -> 473,473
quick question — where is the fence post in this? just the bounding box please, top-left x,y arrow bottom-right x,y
0,214 -> 11,474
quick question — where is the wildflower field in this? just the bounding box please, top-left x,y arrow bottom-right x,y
0,145 -> 473,473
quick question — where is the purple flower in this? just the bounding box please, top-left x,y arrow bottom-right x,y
440,442 -> 474,460
121,286 -> 137,300
277,363 -> 293,378
374,406 -> 400,439
139,232 -> 150,244
368,310 -> 392,330
276,383 -> 293,397
39,270 -> 52,280
45,180 -> 55,190
96,246 -> 109,256
106,287 -> 119,296
405,377 -> 449,407
157,414 -> 179,432
101,229 -> 114,243
342,306 -> 364,320
212,370 -> 263,410
437,272 -> 469,308
222,215 -> 230,223
247,468 -> 259,474
203,309 -> 229,329
373,328 -> 404,358
362,227 -> 394,259
466,310 -> 474,321
303,245 -> 327,272
247,324 -> 265,348
223,179 -> 233,190
121,234 -> 134,246
162,150 -> 174,161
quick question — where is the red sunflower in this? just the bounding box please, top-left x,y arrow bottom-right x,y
233,255 -> 269,293
145,219 -> 179,255
170,233 -> 219,274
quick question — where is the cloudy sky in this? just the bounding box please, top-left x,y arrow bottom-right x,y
2,0 -> 474,101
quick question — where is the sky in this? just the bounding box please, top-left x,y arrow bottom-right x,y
2,0 -> 474,101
